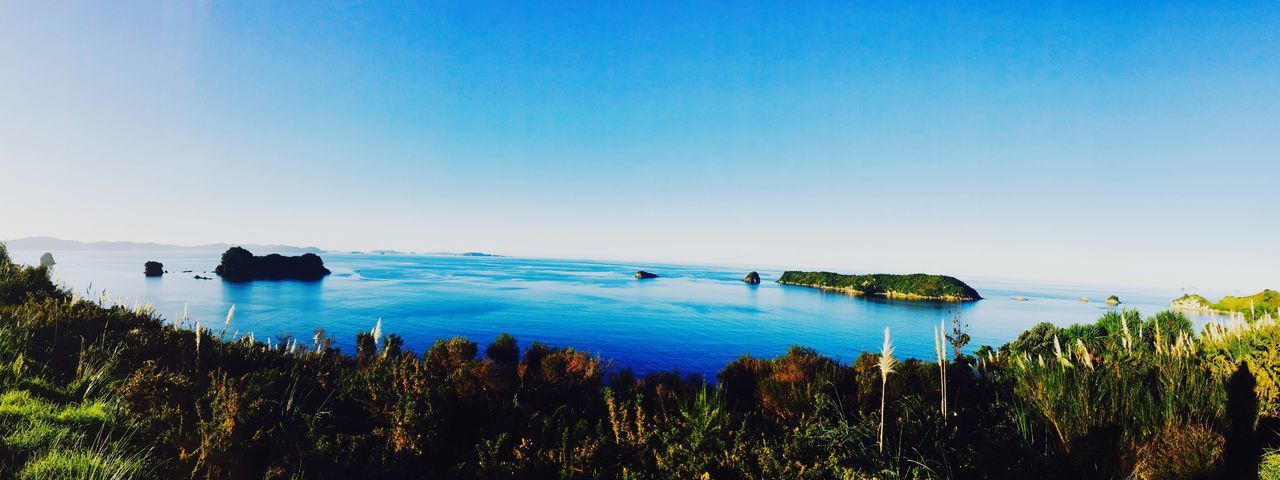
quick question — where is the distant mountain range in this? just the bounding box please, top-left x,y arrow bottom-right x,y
3,236 -> 325,255
5,236 -> 504,258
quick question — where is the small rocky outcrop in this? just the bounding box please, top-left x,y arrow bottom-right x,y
144,261 -> 164,277
39,252 -> 55,267
743,271 -> 761,284
1105,295 -> 1122,305
634,271 -> 659,279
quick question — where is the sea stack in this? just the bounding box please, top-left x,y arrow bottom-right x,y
39,252 -> 55,267
144,261 -> 164,277
743,271 -> 761,284
635,271 -> 659,279
215,247 -> 331,281
1105,295 -> 1122,305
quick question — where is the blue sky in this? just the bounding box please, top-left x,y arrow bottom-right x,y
1,1 -> 1277,291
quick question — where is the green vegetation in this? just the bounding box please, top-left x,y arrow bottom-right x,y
1175,290 -> 1280,320
3,244 -> 1280,477
1174,293 -> 1214,309
778,271 -> 982,301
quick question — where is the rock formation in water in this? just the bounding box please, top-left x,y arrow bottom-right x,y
39,252 -> 55,268
634,271 -> 659,279
1105,295 -> 1122,305
743,271 -> 761,284
214,247 -> 331,281
144,261 -> 164,277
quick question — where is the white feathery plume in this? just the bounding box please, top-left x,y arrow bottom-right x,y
221,305 -> 236,339
1053,335 -> 1071,368
933,319 -> 948,417
1074,339 -> 1093,370
876,327 -> 897,453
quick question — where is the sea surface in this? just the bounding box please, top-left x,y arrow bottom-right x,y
9,250 -> 1201,378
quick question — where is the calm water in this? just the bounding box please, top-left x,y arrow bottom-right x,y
11,250 -> 1195,377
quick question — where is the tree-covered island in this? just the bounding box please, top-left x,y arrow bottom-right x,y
778,271 -> 982,301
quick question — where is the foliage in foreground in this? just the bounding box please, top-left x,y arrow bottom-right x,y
0,243 -> 1277,478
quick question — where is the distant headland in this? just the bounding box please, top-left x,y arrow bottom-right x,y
1173,289 -> 1280,316
777,271 -> 982,301
214,247 -> 331,282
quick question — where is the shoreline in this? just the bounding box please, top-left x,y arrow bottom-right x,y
777,280 -> 978,302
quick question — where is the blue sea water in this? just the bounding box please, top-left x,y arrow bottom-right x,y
9,250 -> 1195,378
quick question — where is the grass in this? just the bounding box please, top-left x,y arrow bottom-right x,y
18,437 -> 149,480
0,389 -> 145,479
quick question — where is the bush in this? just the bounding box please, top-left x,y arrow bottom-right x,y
1129,423 -> 1223,480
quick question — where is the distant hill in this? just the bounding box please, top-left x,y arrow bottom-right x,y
353,250 -> 504,257
1218,289 -> 1280,312
1173,289 -> 1280,316
777,271 -> 982,301
3,236 -> 324,255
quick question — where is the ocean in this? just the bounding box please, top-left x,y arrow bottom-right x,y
9,249 -> 1193,378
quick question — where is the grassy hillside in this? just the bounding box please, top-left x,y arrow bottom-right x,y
778,271 -> 982,301
5,244 -> 1280,478
1218,289 -> 1280,313
1174,290 -> 1280,319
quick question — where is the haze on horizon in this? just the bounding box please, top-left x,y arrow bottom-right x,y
1,1 -> 1277,293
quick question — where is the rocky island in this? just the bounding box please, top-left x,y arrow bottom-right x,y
214,247 -> 332,281
777,271 -> 981,301
743,271 -> 761,284
1105,295 -> 1121,305
144,261 -> 164,277
634,271 -> 659,279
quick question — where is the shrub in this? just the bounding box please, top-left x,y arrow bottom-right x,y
1129,423 -> 1223,480
1261,450 -> 1280,480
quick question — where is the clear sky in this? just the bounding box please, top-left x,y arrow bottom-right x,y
1,1 -> 1277,292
